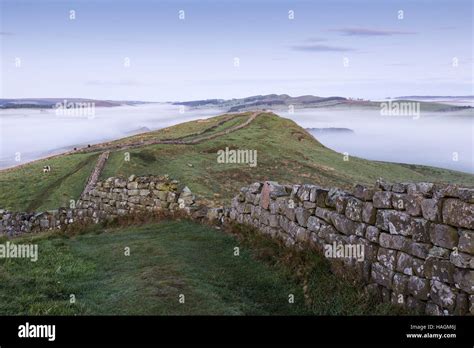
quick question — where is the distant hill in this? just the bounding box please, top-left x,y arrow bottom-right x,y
173,94 -> 471,113
173,94 -> 355,111
0,98 -> 149,109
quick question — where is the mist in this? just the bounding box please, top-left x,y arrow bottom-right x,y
284,107 -> 474,174
0,104 -> 472,174
0,104 -> 224,168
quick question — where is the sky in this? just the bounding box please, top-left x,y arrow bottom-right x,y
0,0 -> 472,101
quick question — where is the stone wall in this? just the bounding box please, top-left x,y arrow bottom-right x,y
229,180 -> 474,315
0,175 -> 195,237
2,173 -> 472,315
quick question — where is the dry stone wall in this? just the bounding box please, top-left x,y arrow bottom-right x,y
0,175 -> 195,237
229,180 -> 474,315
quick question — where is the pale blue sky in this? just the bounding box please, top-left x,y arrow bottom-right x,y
1,0 -> 472,101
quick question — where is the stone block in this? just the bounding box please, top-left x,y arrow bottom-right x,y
307,216 -> 323,232
362,202 -> 376,224
421,199 -> 442,222
407,276 -> 430,300
393,273 -> 410,293
127,182 -> 138,190
379,233 -> 408,251
396,252 -> 415,276
295,207 -> 311,227
391,193 -> 407,210
425,302 -> 442,315
453,269 -> 473,294
377,248 -> 397,270
405,193 -> 423,216
353,184 -> 375,201
371,262 -> 394,288
458,230 -> 474,254
442,199 -> 474,229
366,226 -> 380,243
450,251 -> 474,269
424,258 -> 455,284
345,197 -> 363,222
392,183 -> 408,193
429,223 -> 459,249
430,280 -> 457,311
331,213 -> 366,236
373,191 -> 392,209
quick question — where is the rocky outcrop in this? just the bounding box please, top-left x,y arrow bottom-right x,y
228,180 -> 474,316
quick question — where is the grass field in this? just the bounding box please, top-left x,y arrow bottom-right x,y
0,152 -> 99,211
0,112 -> 473,211
0,219 -> 401,315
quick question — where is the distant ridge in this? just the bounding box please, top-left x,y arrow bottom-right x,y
173,94 -> 368,112
173,94 -> 470,112
393,95 -> 473,99
0,98 -> 150,109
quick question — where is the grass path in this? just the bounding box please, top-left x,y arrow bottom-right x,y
76,111 -> 260,154
0,220 -> 397,315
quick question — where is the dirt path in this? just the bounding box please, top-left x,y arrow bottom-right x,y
77,111 -> 261,153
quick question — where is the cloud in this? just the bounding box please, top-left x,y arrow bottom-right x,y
329,27 -> 416,36
291,44 -> 355,52
0,32 -> 15,36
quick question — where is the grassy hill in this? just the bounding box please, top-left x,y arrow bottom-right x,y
0,111 -> 472,211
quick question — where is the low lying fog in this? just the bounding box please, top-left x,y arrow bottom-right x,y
0,104 -> 224,168
286,108 -> 473,174
0,104 -> 472,174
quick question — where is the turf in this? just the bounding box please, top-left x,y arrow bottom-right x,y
0,152 -> 99,211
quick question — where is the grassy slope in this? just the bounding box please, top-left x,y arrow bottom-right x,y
0,153 -> 99,211
97,113 -> 250,147
0,219 -> 397,315
0,112 -> 472,210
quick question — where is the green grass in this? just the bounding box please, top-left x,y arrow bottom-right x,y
0,219 -> 399,315
1,112 -> 473,210
101,112 -> 250,147
0,153 -> 99,211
